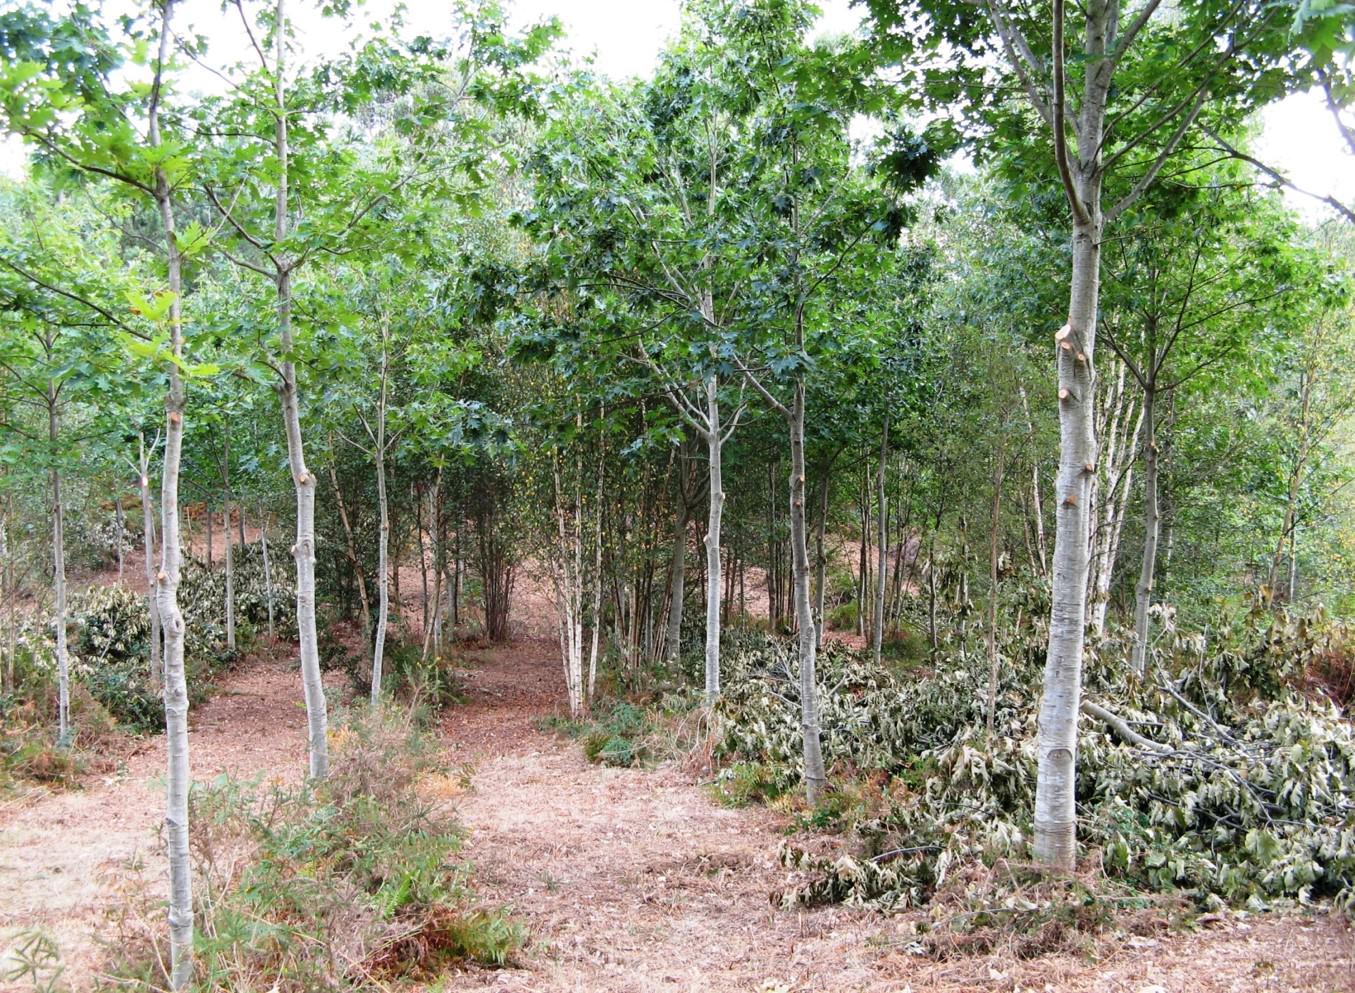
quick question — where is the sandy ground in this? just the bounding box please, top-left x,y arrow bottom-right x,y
1,636 -> 1352,992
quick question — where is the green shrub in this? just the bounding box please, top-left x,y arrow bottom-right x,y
712,761 -> 783,807
99,707 -> 521,991
543,699 -> 672,769
826,601 -> 858,632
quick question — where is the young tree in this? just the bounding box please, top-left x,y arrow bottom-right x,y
870,0 -> 1306,867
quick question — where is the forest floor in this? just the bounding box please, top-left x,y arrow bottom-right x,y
2,636 -> 1353,993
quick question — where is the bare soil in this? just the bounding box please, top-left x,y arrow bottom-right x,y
2,635 -> 1351,993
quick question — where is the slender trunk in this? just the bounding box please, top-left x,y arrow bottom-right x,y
789,382 -> 826,803
872,418 -> 889,663
260,513 -> 275,639
2,514 -> 13,697
1131,384 -> 1158,675
139,439 -> 162,687
205,502 -> 213,570
417,486 -> 430,651
665,472 -> 687,666
1270,368 -> 1312,594
149,4 -> 193,978
115,497 -> 125,583
552,456 -> 585,716
985,442 -> 1006,734
371,335 -> 390,705
1288,525 -> 1299,603
703,376 -> 724,700
433,479 -> 444,658
814,473 -> 829,650
237,501 -> 246,547
47,386 -> 69,748
1019,388 -> 1048,576
856,463 -> 868,638
326,441 -> 371,645
273,0 -> 327,778
1034,202 -> 1102,869
222,436 -> 235,653
587,461 -> 604,702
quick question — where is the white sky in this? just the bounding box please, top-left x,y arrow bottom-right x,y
0,0 -> 1350,221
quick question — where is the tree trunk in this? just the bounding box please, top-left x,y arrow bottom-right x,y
47,385 -> 70,748
417,486 -> 430,650
587,460 -> 604,703
1269,368 -> 1312,594
856,463 -> 868,638
371,338 -> 390,705
985,442 -> 1006,734
273,0 -> 327,779
1131,383 -> 1159,675
814,473 -> 829,650
326,442 -> 371,645
789,382 -> 827,804
1034,204 -> 1102,870
259,513 -> 275,639
115,497 -> 125,583
872,417 -> 889,663
205,502 -> 213,570
149,4 -> 193,978
703,376 -> 724,700
138,439 -> 162,688
222,436 -> 235,654
665,471 -> 687,666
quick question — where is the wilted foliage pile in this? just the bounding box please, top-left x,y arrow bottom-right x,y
99,708 -> 521,991
713,610 -> 1355,913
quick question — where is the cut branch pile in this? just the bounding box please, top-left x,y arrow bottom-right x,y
712,610 -> 1355,913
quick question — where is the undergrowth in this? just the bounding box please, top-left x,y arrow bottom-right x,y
96,705 -> 521,991
537,691 -> 711,769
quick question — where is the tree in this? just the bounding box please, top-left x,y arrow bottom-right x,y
870,0 -> 1307,868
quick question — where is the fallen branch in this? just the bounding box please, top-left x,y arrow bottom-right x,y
1080,699 -> 1169,752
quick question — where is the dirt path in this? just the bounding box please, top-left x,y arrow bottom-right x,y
2,639 -> 1352,993
437,643 -> 1355,993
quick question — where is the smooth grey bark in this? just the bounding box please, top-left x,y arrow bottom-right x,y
665,463 -> 687,666
1269,367 -> 1313,594
872,417 -> 889,664
222,435 -> 235,653
856,465 -> 868,638
985,442 -> 1006,734
148,2 -> 193,980
139,438 -> 162,687
1130,385 -> 1159,675
326,441 -> 372,648
983,0 -> 1211,870
271,0 -> 327,777
259,512 -> 275,639
1086,361 -> 1141,635
587,461 -> 604,703
365,324 -> 391,705
814,473 -> 829,651
703,376 -> 724,699
115,497 -> 125,583
47,384 -> 69,748
789,381 -> 827,804
1035,207 -> 1101,870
